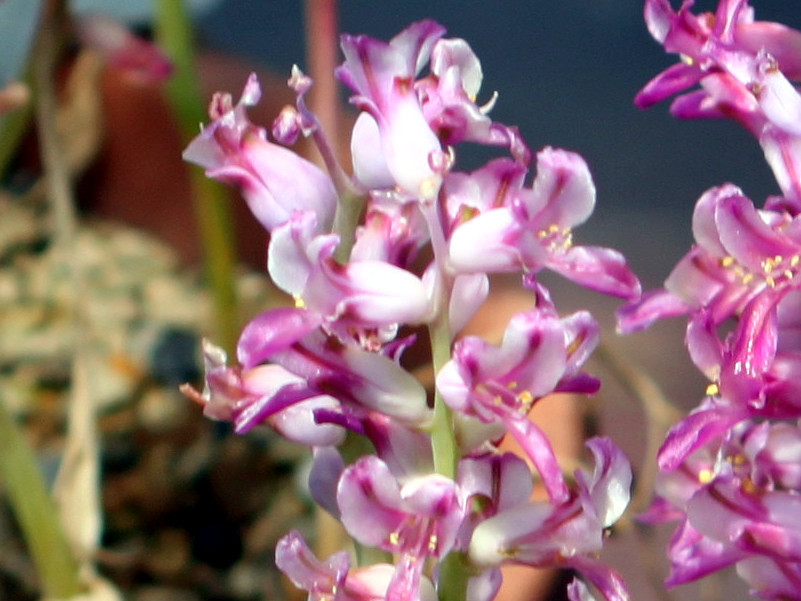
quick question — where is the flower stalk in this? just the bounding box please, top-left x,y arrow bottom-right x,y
155,0 -> 240,354
181,14 -> 640,601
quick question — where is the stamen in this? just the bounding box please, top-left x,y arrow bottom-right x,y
420,177 -> 440,202
698,469 -> 714,484
517,390 -> 534,413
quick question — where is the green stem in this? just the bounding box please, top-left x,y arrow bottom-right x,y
0,400 -> 82,597
155,0 -> 240,354
420,198 -> 468,601
428,293 -> 469,601
0,100 -> 33,183
429,306 -> 458,480
430,310 -> 470,601
332,190 -> 365,263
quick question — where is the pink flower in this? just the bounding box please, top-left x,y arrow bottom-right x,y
183,74 -> 337,233
468,438 -> 631,601
180,339 -> 345,445
268,211 -> 432,333
337,456 -> 464,601
338,21 -> 446,199
636,0 -> 801,203
437,297 -> 600,503
448,148 -> 640,299
276,530 -> 438,601
236,307 -> 432,428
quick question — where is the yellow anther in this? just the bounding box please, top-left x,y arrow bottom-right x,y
705,383 -> 719,396
493,395 -> 504,406
507,381 -> 518,389
420,177 -> 440,201
742,477 -> 759,494
730,453 -> 747,466
294,296 -> 306,309
766,276 -> 776,288
518,390 -> 534,406
742,273 -> 754,285
720,256 -> 735,267
549,224 -> 560,233
791,255 -> 800,267
389,531 -> 400,546
428,535 -> 438,553
698,469 -> 714,484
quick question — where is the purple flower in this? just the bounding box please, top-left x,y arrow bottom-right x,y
620,183 -> 801,446
276,530 -> 438,601
636,0 -> 801,203
340,20 -> 530,199
448,147 -> 641,299
338,20 -> 446,199
636,0 -> 801,120
418,37 -> 530,162
268,211 -> 432,333
180,339 -> 345,444
182,307 -> 431,434
437,300 -> 600,502
468,438 -> 631,601
647,419 -> 801,596
183,74 -> 337,233
235,307 -> 432,427
337,456 -> 464,601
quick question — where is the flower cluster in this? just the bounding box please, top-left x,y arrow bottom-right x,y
620,1 -> 801,598
183,20 -> 639,601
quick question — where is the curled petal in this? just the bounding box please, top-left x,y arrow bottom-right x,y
351,113 -> 394,188
276,530 -> 350,597
576,437 -> 632,528
430,38 -> 483,98
756,57 -> 801,137
527,147 -> 595,229
309,447 -> 345,519
567,556 -> 630,601
448,208 -> 521,273
664,519 -> 745,587
237,307 -> 322,368
658,402 -> 747,470
686,311 -> 725,380
616,289 -> 690,334
715,194 -> 796,273
546,245 -> 641,300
